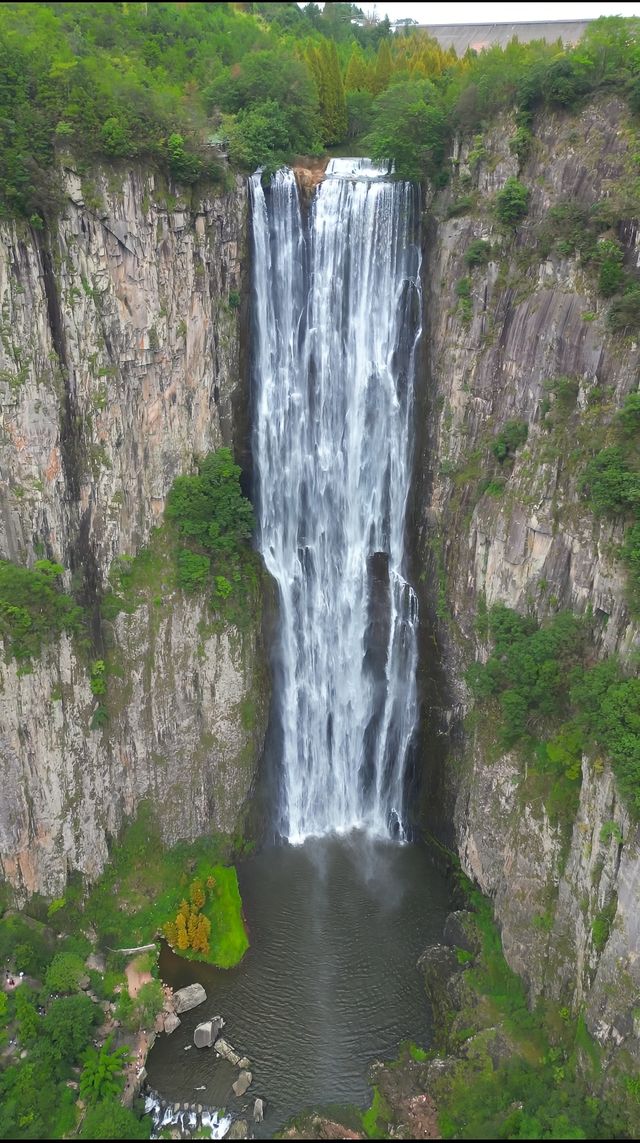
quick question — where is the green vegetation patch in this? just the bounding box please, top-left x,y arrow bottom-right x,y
495,178 -> 530,227
465,239 -> 492,268
0,559 -> 86,664
203,864 -> 249,969
467,604 -> 640,819
0,970 -> 151,1139
102,448 -> 260,633
491,420 -> 528,465
406,867 -> 636,1140
2,7 -> 640,216
50,803 -> 248,968
162,867 -> 248,968
579,391 -> 640,612
362,1085 -> 392,1139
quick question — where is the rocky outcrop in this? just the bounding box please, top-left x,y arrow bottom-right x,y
194,1017 -> 224,1048
0,165 -> 269,898
172,983 -> 207,1014
232,1070 -> 252,1097
417,94 -> 640,1060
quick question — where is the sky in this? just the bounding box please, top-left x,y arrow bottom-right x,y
304,2 -> 640,22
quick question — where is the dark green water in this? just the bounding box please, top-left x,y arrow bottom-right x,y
145,833 -> 451,1138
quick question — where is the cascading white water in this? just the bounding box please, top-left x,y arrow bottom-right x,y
251,158 -> 422,844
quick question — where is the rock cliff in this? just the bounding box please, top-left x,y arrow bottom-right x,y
416,95 -> 640,1059
0,165 -> 269,899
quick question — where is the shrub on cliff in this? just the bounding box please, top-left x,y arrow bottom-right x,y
166,448 -> 254,558
465,239 -> 492,268
491,420 -> 529,464
581,447 -> 640,515
0,559 -> 85,663
495,178 -> 530,226
468,606 -> 640,816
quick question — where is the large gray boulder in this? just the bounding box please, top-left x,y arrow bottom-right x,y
194,1016 -> 224,1049
225,1120 -> 248,1140
253,1098 -> 265,1122
173,983 -> 207,1014
232,1070 -> 252,1098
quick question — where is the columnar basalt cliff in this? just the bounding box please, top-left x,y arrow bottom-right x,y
0,166 -> 269,899
416,95 -> 640,1060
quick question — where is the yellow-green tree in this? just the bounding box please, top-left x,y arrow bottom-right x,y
345,44 -> 370,92
175,912 -> 189,951
372,39 -> 392,95
163,878 -> 213,956
307,39 -> 347,145
190,878 -> 205,909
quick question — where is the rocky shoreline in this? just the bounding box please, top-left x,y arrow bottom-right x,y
140,981 -> 266,1140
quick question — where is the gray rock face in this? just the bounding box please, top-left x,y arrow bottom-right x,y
253,1098 -> 265,1123
173,983 -> 206,1014
0,167 -> 270,901
232,1070 -> 252,1098
85,952 -> 106,974
417,93 -> 640,1062
194,1016 -> 224,1048
442,911 -> 480,956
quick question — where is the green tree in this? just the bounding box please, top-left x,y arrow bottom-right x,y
223,101 -> 292,171
207,47 -> 320,157
79,1100 -> 151,1139
44,950 -> 85,993
176,550 -> 210,592
135,979 -> 164,1027
492,420 -> 529,464
346,89 -> 374,139
79,1036 -> 130,1103
0,559 -> 85,662
15,985 -> 40,1045
41,993 -> 97,1068
367,79 -> 448,180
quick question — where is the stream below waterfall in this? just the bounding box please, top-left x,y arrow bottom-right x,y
145,835 -> 450,1137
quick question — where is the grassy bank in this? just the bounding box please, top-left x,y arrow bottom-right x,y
31,803 -> 250,971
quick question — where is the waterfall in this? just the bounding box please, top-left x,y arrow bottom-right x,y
251,159 -> 422,844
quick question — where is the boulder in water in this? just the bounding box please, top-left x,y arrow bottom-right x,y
163,1012 -> 181,1035
253,1098 -> 265,1122
232,1070 -> 252,1097
173,983 -> 207,1014
215,1038 -> 242,1066
194,1016 -> 224,1049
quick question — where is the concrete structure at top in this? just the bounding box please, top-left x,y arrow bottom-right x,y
407,20 -> 591,52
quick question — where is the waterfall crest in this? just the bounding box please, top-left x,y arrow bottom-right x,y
251,159 -> 422,844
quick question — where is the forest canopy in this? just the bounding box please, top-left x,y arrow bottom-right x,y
1,4 -> 640,217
